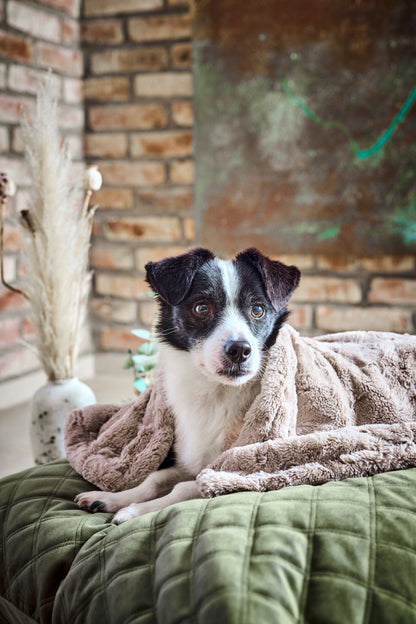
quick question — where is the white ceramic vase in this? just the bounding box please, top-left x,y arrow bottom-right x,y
30,378 -> 96,465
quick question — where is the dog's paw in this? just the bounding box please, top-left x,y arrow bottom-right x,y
75,491 -> 120,513
112,504 -> 143,525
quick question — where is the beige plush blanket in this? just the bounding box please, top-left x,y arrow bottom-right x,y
65,325 -> 416,496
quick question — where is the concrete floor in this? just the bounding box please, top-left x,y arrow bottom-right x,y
0,354 -> 135,479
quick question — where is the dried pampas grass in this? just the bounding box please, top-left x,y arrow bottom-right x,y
18,77 -> 95,381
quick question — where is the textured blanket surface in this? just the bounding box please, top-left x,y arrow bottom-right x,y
3,461 -> 416,623
65,325 -> 416,494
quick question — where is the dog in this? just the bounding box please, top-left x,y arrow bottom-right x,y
75,248 -> 300,523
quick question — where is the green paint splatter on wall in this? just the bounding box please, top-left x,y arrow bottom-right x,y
390,200 -> 416,244
318,226 -> 341,241
281,79 -> 416,161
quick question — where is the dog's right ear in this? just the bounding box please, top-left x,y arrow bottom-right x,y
145,248 -> 215,306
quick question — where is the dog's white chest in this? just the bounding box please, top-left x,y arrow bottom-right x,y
160,348 -> 257,476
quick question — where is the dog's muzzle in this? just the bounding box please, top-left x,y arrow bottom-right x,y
224,340 -> 252,365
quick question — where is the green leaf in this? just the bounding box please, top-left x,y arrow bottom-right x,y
134,377 -> 148,393
138,342 -> 158,356
123,356 -> 133,369
131,329 -> 151,340
132,354 -> 158,366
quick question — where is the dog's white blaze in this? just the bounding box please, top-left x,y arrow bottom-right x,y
218,259 -> 239,305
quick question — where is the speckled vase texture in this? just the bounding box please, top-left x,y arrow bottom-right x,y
31,378 -> 96,465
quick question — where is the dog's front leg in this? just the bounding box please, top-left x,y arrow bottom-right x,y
112,480 -> 202,524
75,466 -> 186,514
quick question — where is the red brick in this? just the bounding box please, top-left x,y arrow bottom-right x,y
84,76 -> 130,101
289,304 -> 313,329
0,30 -> 33,63
95,273 -> 149,299
85,133 -> 127,158
169,159 -> 194,183
271,254 -> 315,270
8,65 -> 60,97
130,130 -> 192,158
2,256 -> 16,282
61,18 -> 80,45
89,103 -> 168,130
36,42 -> 83,76
90,187 -> 133,209
82,19 -> 124,45
171,43 -> 192,69
134,72 -> 192,98
135,245 -> 189,269
0,126 -> 9,152
0,95 -> 30,123
90,298 -> 137,323
66,134 -> 83,159
38,0 -> 80,18
0,157 -> 28,184
135,186 -> 193,213
91,47 -> 167,75
368,278 -> 416,304
0,288 -> 28,312
293,276 -> 362,304
103,216 -> 182,242
100,326 -> 145,351
85,0 -> 162,17
98,160 -> 166,186
316,256 -> 360,271
183,217 -> 195,241
0,347 -> 40,380
172,100 -> 193,126
0,63 -> 6,89
11,127 -> 23,153
361,256 -> 415,272
22,317 -> 35,340
63,77 -> 83,104
8,1 -> 61,43
128,14 -> 191,42
90,244 -> 133,270
316,305 -> 412,333
139,300 -> 158,326
3,224 -> 23,252
58,105 -> 84,129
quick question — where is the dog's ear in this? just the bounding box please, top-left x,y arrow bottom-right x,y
145,248 -> 215,306
236,248 -> 300,311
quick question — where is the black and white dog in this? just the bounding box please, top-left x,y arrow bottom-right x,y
76,248 -> 300,523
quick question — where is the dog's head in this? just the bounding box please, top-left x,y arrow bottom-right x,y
145,248 -> 300,386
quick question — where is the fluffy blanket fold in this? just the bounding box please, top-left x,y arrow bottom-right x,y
65,325 -> 416,496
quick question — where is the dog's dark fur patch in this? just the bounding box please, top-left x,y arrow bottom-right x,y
146,247 -> 300,356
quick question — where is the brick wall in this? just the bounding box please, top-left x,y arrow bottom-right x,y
83,0 -> 195,351
0,0 -> 84,386
0,0 -> 414,397
285,255 -> 416,335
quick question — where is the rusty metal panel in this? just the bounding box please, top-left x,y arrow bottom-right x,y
193,0 -> 416,257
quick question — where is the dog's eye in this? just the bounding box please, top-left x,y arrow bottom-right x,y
251,305 -> 265,319
193,303 -> 211,317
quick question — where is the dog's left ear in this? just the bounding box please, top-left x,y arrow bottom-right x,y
236,248 -> 300,311
145,247 -> 215,306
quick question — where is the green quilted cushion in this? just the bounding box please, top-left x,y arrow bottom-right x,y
1,460 -> 416,623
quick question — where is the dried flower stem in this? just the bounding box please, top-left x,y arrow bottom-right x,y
0,201 -> 30,300
81,189 -> 92,221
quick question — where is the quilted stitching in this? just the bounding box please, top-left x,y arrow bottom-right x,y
1,462 -> 416,623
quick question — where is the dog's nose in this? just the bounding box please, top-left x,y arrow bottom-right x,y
224,340 -> 252,364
